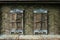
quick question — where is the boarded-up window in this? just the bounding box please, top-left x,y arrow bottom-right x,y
33,9 -> 48,35
10,9 -> 24,35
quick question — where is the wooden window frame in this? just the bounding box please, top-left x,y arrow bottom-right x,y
10,9 -> 24,35
33,9 -> 49,35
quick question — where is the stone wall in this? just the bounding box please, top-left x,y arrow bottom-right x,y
1,4 -> 60,35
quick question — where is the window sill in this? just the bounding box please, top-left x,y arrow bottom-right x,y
0,35 -> 60,39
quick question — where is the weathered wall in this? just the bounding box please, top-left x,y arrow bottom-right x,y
1,6 -> 11,34
1,4 -> 60,35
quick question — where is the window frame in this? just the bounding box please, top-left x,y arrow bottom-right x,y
9,9 -> 24,35
33,9 -> 49,35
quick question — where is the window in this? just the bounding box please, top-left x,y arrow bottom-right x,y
33,9 -> 48,35
10,9 -> 24,35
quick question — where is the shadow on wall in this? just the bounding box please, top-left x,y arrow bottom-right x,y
0,8 -> 2,35
57,9 -> 60,34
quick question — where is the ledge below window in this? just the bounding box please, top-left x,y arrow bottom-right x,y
0,35 -> 60,39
